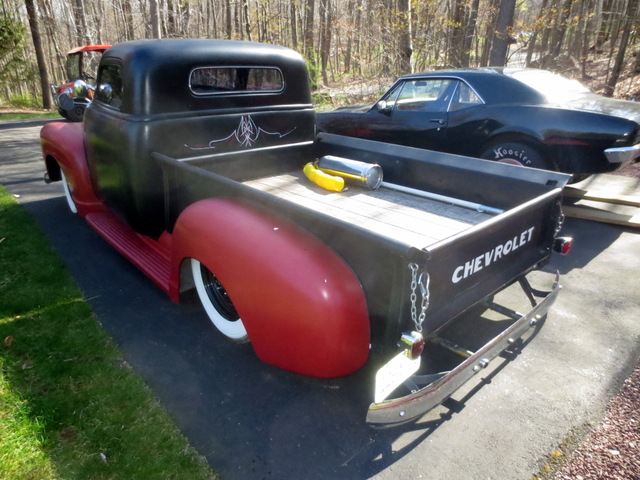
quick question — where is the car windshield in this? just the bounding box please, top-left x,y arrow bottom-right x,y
507,69 -> 590,101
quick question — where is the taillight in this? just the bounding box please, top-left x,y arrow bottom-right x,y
554,236 -> 573,255
401,331 -> 425,359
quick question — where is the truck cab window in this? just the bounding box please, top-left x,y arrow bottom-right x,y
190,67 -> 284,95
95,64 -> 123,109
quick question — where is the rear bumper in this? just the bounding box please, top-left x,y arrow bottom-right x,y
604,143 -> 640,165
366,271 -> 561,428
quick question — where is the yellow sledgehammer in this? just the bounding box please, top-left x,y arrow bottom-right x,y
303,162 -> 346,192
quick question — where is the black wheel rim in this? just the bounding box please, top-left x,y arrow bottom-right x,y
200,265 -> 239,321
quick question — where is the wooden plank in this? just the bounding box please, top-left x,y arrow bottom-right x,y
563,186 -> 640,208
562,205 -> 640,228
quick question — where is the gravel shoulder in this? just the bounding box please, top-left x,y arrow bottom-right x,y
539,164 -> 640,480
536,358 -> 640,480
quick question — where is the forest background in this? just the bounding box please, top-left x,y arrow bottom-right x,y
1,0 -> 639,110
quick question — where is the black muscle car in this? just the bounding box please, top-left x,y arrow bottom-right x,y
317,68 -> 640,180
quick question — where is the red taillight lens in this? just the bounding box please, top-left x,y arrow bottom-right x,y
401,331 -> 425,359
554,236 -> 573,255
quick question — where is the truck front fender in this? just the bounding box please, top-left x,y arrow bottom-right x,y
171,198 -> 370,378
40,121 -> 101,215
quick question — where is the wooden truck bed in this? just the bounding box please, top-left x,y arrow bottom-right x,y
243,170 -> 492,248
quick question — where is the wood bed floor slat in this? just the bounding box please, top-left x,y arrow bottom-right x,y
244,171 -> 490,248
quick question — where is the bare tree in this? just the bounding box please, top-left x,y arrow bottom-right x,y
6,0 -> 640,107
304,0 -> 316,86
149,0 -> 161,38
319,0 -> 332,84
72,0 -> 90,44
397,0 -> 412,73
449,0 -> 467,67
24,0 -> 52,107
604,0 -> 640,96
461,0 -> 480,67
488,0 -> 516,66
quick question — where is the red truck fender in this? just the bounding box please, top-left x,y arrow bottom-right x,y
171,198 -> 371,378
40,122 -> 102,216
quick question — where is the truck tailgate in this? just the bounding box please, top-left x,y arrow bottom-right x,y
417,187 -> 563,334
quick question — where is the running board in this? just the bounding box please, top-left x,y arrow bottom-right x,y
85,212 -> 172,294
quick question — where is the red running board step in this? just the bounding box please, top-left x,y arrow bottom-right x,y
85,212 -> 172,294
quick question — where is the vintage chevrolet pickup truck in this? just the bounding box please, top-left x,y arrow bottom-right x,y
40,39 -> 572,427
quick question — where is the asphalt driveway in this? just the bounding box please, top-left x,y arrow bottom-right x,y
1,119 -> 639,479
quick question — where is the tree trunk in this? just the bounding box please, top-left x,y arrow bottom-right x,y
290,1 -> 298,49
550,0 -> 574,57
480,0 -> 499,66
243,0 -> 251,41
461,0 -> 480,67
303,0 -> 316,86
72,0 -> 90,44
122,0 -> 135,41
525,0 -> 550,66
319,0 -> 332,84
449,0 -> 466,67
24,0 -> 52,108
225,0 -> 233,39
603,0 -> 639,96
488,0 -> 516,66
149,0 -> 161,38
397,0 -> 412,73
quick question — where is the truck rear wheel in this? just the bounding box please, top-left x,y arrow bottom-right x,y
190,259 -> 249,342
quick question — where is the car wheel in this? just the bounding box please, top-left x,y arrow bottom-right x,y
67,105 -> 86,122
57,108 -> 70,120
481,141 -> 550,170
60,170 -> 78,214
191,258 -> 249,342
570,173 -> 590,183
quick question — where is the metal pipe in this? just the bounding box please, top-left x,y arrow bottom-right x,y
381,181 -> 504,215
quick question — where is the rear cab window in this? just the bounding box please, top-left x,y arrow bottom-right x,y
189,67 -> 284,95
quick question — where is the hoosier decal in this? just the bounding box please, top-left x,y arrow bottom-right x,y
452,226 -> 535,284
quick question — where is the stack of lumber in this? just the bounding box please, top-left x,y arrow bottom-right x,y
562,174 -> 640,228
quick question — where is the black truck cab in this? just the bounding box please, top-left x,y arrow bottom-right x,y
84,39 -> 315,236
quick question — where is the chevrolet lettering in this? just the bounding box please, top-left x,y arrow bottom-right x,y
452,227 -> 536,284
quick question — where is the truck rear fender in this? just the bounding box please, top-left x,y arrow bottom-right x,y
171,198 -> 371,378
40,121 -> 101,215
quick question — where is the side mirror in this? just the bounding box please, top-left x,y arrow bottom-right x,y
73,79 -> 89,98
97,83 -> 114,103
376,100 -> 392,114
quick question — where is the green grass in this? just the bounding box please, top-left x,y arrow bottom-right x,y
0,111 -> 58,120
0,185 -> 217,479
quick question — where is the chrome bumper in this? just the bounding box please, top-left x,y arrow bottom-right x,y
604,143 -> 640,164
366,272 -> 561,428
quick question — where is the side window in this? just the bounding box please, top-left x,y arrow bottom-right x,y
95,64 -> 123,109
190,67 -> 284,95
395,79 -> 454,112
449,82 -> 483,111
380,82 -> 403,109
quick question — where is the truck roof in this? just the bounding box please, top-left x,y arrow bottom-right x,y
98,39 -> 312,115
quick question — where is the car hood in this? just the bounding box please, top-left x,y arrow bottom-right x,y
560,93 -> 640,123
327,104 -> 373,114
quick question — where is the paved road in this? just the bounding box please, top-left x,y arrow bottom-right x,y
2,119 -> 639,480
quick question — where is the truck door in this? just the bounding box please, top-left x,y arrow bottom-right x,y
358,78 -> 455,150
